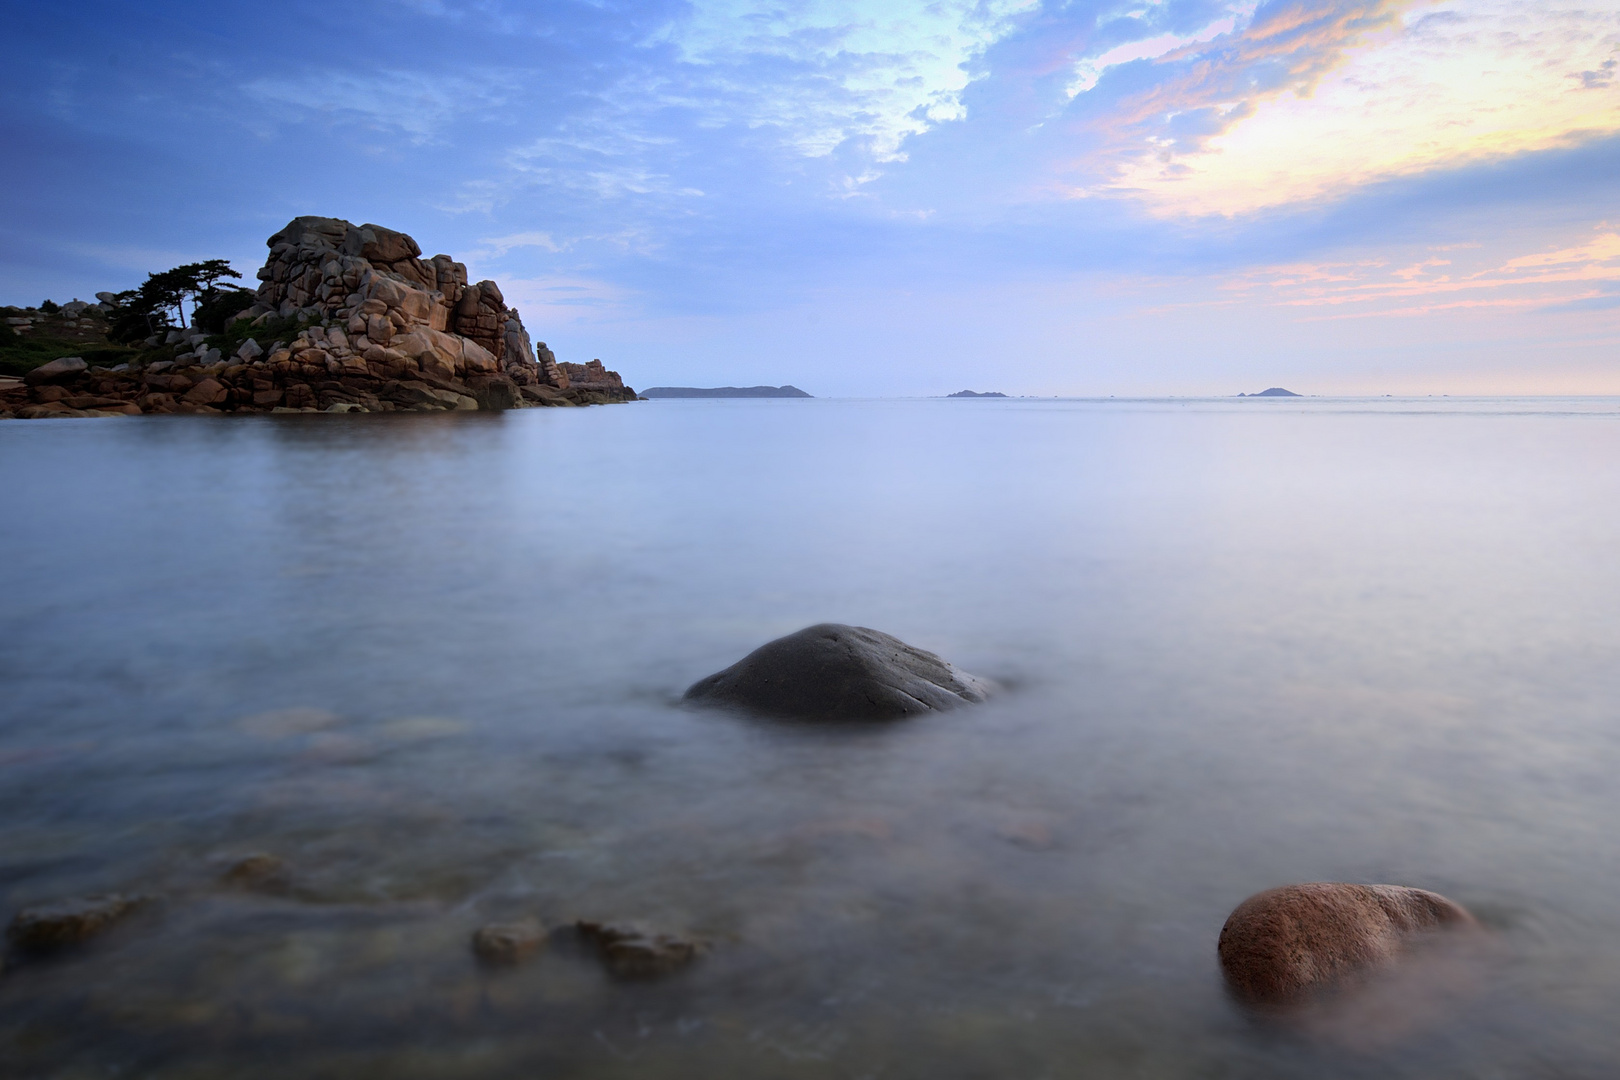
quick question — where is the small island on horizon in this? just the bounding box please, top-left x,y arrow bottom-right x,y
947,390 -> 1007,398
1237,387 -> 1301,397
642,385 -> 811,398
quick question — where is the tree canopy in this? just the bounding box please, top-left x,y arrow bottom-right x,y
105,260 -> 250,343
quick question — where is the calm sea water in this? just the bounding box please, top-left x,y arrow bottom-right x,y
3,397 -> 1620,1078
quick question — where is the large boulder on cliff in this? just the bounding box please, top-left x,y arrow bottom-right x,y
1217,882 -> 1478,1006
23,356 -> 88,386
245,216 -> 576,392
683,623 -> 993,721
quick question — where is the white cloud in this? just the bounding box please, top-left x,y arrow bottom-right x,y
1097,0 -> 1620,216
656,0 -> 1039,161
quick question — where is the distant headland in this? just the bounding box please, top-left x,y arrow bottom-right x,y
1237,387 -> 1301,397
642,386 -> 811,398
947,390 -> 1007,398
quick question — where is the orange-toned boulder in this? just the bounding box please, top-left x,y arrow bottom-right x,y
1217,882 -> 1477,1006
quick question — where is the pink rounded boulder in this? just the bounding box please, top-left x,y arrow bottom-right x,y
1217,882 -> 1478,1006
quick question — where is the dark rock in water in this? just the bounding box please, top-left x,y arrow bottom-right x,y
7,894 -> 150,953
221,853 -> 288,890
472,919 -> 547,965
947,390 -> 1007,398
1239,387 -> 1301,397
1218,883 -> 1477,1006
684,623 -> 993,721
576,920 -> 705,979
642,385 -> 812,398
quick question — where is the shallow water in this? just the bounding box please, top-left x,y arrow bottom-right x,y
3,397 -> 1620,1077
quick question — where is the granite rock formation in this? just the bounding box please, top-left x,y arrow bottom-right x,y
684,623 -> 994,721
0,216 -> 636,418
1217,882 -> 1478,1006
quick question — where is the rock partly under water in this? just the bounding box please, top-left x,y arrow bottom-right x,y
684,623 -> 993,721
576,920 -> 706,979
220,853 -> 289,891
472,919 -> 548,965
6,894 -> 151,954
1217,882 -> 1478,1006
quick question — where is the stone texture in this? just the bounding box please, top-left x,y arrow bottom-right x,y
1217,883 -> 1478,1006
182,378 -> 228,406
576,920 -> 705,979
684,623 -> 994,721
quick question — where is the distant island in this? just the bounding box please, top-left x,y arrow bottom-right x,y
642,385 -> 811,398
1237,387 -> 1301,397
947,390 -> 1007,398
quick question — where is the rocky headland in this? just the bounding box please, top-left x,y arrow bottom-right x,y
0,217 -> 637,419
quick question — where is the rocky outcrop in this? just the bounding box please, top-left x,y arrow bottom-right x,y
0,217 -> 638,418
1217,883 -> 1478,1006
683,623 -> 994,721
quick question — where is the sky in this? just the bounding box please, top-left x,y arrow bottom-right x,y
2,0 -> 1618,395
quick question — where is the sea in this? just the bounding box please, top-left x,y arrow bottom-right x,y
3,396 -> 1619,1078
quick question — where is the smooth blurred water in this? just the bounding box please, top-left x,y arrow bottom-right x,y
3,397 -> 1620,1078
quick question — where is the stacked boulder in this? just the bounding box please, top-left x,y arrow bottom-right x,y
0,216 -> 636,418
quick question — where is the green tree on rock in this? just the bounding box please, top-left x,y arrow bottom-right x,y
106,260 -> 251,343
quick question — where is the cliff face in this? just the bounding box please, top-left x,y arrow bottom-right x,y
245,216 -> 614,398
0,217 -> 637,418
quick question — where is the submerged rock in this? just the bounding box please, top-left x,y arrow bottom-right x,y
1218,882 -> 1477,1006
683,623 -> 993,721
472,919 -> 547,965
221,853 -> 289,891
6,894 -> 150,953
576,920 -> 705,979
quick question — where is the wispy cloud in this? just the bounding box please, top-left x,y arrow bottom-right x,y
1222,225 -> 1620,317
1078,1 -> 1620,215
242,68 -> 520,143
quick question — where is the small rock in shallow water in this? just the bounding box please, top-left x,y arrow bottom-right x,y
683,623 -> 993,721
6,894 -> 150,953
576,920 -> 706,979
472,919 -> 547,965
1218,882 -> 1478,1006
221,853 -> 288,889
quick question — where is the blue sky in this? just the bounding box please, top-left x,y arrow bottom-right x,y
3,0 -> 1618,394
